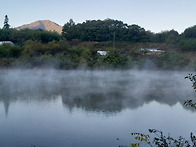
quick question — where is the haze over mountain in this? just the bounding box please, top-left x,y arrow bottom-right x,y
16,20 -> 63,34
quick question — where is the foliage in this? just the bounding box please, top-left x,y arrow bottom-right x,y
157,51 -> 190,70
148,129 -> 190,147
184,100 -> 196,109
131,132 -> 152,147
1,17 -> 196,69
0,58 -> 13,68
97,49 -> 131,68
183,77 -> 196,147
153,30 -> 179,44
0,28 -> 60,45
0,38 -> 192,70
185,74 -> 196,91
183,25 -> 196,39
15,29 -> 60,44
15,40 -> 101,69
61,19 -> 183,45
178,25 -> 196,51
0,44 -> 22,58
131,129 -> 191,147
130,73 -> 196,147
62,19 -> 149,42
3,15 -> 10,29
0,28 -> 15,40
62,19 -> 79,41
22,40 -> 63,57
178,39 -> 196,51
184,74 -> 196,109
22,40 -> 44,57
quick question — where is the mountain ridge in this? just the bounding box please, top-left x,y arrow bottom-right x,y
16,20 -> 63,34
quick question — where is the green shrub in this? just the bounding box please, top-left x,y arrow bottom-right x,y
0,44 -> 23,58
179,39 -> 196,51
158,51 -> 190,69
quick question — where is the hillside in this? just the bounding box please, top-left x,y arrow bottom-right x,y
16,20 -> 63,34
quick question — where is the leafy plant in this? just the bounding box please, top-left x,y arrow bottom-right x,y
184,74 -> 196,109
185,74 -> 196,91
131,129 -> 191,147
130,73 -> 196,147
131,132 -> 152,147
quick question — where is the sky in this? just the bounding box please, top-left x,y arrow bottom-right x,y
1,0 -> 196,33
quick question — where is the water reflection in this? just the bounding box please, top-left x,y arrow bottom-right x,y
0,69 -> 195,116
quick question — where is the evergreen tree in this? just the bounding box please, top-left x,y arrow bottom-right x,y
3,15 -> 10,29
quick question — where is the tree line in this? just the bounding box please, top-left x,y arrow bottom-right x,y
62,18 -> 196,51
62,19 -> 176,43
0,17 -> 196,69
2,17 -> 196,49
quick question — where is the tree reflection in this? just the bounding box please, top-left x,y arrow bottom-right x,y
0,70 -> 195,116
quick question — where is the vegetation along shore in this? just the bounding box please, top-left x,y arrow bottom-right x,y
1,16 -> 196,70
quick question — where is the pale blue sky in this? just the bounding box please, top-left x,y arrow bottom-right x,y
1,0 -> 196,33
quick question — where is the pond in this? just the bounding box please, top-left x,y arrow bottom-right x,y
0,70 -> 196,147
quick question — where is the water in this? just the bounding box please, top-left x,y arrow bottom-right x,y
0,69 -> 196,147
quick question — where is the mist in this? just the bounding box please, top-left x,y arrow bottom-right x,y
1,69 -> 196,147
0,69 -> 195,115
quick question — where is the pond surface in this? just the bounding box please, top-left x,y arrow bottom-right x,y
0,70 -> 196,147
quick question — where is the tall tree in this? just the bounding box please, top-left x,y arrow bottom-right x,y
62,19 -> 80,41
3,15 -> 10,29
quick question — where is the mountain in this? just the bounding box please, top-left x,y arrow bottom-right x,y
16,20 -> 63,34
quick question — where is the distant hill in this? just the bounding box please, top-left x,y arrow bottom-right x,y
16,20 -> 63,34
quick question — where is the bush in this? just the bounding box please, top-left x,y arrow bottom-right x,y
0,44 -> 23,58
158,51 -> 190,69
0,58 -> 13,68
96,49 -> 131,68
179,39 -> 196,51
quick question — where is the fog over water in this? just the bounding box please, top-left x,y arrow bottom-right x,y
0,69 -> 196,147
0,69 -> 195,114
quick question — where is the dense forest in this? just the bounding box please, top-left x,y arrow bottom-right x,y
1,18 -> 196,70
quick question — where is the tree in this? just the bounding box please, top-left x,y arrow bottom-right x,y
153,30 -> 179,43
126,24 -> 147,42
3,15 -> 10,29
62,18 -> 150,42
62,19 -> 80,41
183,25 -> 196,38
